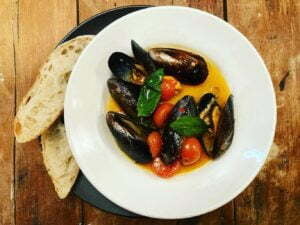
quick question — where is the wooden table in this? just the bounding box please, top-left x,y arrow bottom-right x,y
0,0 -> 299,224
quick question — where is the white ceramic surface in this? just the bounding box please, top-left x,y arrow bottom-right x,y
64,6 -> 276,219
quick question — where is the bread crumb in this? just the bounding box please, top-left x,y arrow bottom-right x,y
75,48 -> 82,53
61,49 -> 67,55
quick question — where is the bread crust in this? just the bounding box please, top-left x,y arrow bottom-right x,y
14,35 -> 94,143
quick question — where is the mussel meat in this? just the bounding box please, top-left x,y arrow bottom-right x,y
198,93 -> 221,133
107,78 -> 140,118
108,52 -> 147,85
213,95 -> 234,158
131,40 -> 156,73
168,95 -> 198,123
106,111 -> 152,164
161,127 -> 182,165
149,48 -> 208,85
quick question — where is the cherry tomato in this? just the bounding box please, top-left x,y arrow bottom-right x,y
147,131 -> 163,158
180,137 -> 203,166
161,76 -> 181,101
152,157 -> 181,178
153,102 -> 174,128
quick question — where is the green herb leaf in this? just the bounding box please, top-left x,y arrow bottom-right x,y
137,86 -> 161,117
137,68 -> 164,117
145,68 -> 164,91
170,116 -> 208,136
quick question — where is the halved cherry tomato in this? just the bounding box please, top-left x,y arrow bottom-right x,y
152,157 -> 181,178
147,131 -> 163,158
153,102 -> 174,128
180,137 -> 203,166
161,76 -> 181,101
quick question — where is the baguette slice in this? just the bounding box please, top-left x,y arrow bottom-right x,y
14,35 -> 94,143
41,119 -> 79,199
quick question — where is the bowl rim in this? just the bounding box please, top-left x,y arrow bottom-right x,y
64,5 -> 277,219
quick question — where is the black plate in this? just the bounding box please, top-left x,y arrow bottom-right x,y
60,6 -> 151,218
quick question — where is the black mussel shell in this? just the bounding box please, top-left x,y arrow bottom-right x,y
212,95 -> 234,158
107,78 -> 140,118
131,40 -> 156,73
160,95 -> 198,165
108,52 -> 146,85
161,127 -> 182,165
168,95 -> 198,123
198,93 -> 217,113
149,48 -> 208,85
106,112 -> 152,164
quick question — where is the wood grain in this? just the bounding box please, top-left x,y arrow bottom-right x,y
79,1 -> 234,224
0,0 -> 17,224
227,0 -> 300,224
14,1 -> 82,224
173,0 -> 224,18
79,0 -> 172,22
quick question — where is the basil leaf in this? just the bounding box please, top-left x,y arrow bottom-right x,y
145,68 -> 164,91
170,116 -> 208,136
137,68 -> 164,117
137,86 -> 161,117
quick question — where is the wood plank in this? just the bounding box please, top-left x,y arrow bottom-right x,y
14,1 -> 82,224
79,0 -> 172,21
227,0 -> 300,224
173,0 -> 224,18
79,1 -> 235,224
0,0 -> 17,224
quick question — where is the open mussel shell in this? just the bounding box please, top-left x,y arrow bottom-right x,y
198,93 -> 221,133
213,95 -> 234,158
199,95 -> 234,158
108,52 -> 146,85
107,78 -> 140,118
131,40 -> 156,73
168,95 -> 198,123
149,48 -> 208,85
106,112 -> 152,164
198,93 -> 221,157
161,127 -> 182,165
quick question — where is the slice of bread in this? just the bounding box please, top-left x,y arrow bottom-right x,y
41,119 -> 79,199
14,35 -> 94,143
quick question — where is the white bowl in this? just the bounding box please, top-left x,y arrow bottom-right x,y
64,6 -> 276,219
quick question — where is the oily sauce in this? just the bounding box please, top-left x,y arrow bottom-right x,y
106,53 -> 231,176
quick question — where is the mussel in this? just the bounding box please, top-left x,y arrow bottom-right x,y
108,52 -> 147,85
107,78 -> 155,130
161,127 -> 182,165
107,78 -> 140,118
131,40 -> 156,73
199,94 -> 234,158
149,48 -> 208,85
168,95 -> 198,123
160,95 -> 198,164
213,95 -> 234,158
106,111 -> 152,164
